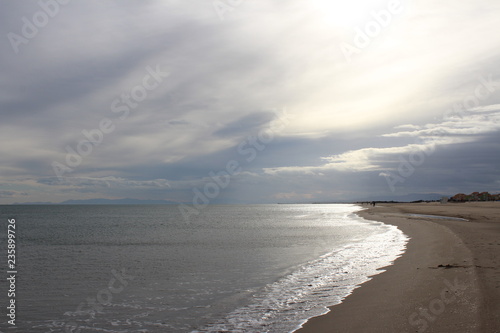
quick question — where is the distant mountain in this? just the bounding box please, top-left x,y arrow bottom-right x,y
13,193 -> 449,205
13,198 -> 179,205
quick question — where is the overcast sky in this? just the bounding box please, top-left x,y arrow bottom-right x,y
1,0 -> 500,204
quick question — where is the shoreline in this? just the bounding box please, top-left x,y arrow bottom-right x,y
295,202 -> 500,333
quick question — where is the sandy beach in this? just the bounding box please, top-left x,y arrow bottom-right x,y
296,202 -> 500,333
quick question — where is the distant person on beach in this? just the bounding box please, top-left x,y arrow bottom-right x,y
371,201 -> 376,207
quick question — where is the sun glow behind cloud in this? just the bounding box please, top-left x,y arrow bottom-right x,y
311,0 -> 389,28
265,105 -> 500,176
1,0 -> 500,203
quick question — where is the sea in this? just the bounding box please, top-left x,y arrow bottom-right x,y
0,204 -> 408,333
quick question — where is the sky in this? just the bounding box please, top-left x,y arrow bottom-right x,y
1,0 -> 500,204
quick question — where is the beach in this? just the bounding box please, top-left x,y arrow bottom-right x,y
296,202 -> 500,333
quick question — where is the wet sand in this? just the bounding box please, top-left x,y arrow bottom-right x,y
296,202 -> 500,333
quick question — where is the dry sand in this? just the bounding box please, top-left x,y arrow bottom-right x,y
296,202 -> 500,333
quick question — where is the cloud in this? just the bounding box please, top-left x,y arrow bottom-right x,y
394,124 -> 422,130
166,119 -> 191,126
0,190 -> 28,198
214,112 -> 276,137
264,106 -> 500,175
1,0 -> 500,203
469,103 -> 500,113
384,108 -> 500,138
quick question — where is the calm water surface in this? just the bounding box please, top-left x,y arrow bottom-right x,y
0,204 -> 407,332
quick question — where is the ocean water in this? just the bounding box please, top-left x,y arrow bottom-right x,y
0,204 -> 408,332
